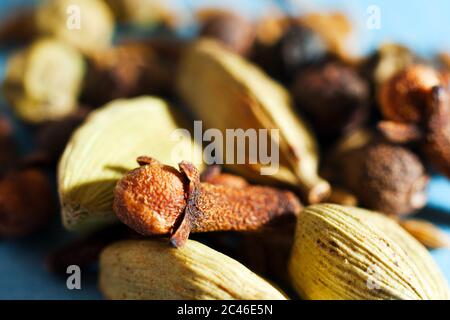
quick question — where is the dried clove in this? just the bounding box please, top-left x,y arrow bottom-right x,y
376,63 -> 450,178
0,168 -> 55,237
291,61 -> 369,143
113,157 -> 302,247
421,86 -> 450,177
198,9 -> 255,56
200,165 -> 249,188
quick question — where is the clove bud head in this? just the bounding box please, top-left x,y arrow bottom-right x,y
114,158 -> 187,236
378,64 -> 443,123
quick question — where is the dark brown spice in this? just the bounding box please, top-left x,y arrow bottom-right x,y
46,224 -> 140,274
422,86 -> 450,178
0,115 -> 18,172
81,40 -> 181,106
291,61 -> 369,142
198,9 -> 255,56
252,22 -> 328,81
325,139 -> 428,216
24,108 -> 90,167
0,168 -> 55,237
0,8 -> 36,46
113,157 -> 302,247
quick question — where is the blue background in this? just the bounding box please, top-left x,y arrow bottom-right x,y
0,0 -> 449,299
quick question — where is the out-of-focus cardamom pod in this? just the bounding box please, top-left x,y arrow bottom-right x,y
36,0 -> 114,53
104,0 -> 175,27
176,39 -> 329,204
289,204 -> 450,300
99,239 -> 287,300
2,38 -> 85,124
58,96 -> 204,232
400,219 -> 450,249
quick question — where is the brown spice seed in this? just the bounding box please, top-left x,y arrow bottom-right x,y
291,61 -> 369,142
82,42 -> 175,105
422,86 -> 450,178
198,9 -> 255,56
330,141 -> 428,216
0,168 -> 54,237
0,116 -> 18,171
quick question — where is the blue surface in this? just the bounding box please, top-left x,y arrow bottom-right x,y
0,0 -> 450,299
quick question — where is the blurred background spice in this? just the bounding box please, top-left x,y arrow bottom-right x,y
0,0 -> 450,299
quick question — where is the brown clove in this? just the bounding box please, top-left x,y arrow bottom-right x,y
377,63 -> 450,178
113,157 -> 302,247
200,165 -> 249,188
378,64 -> 443,123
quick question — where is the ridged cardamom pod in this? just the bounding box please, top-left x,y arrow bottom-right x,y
289,204 -> 450,299
176,39 -> 329,204
99,239 -> 287,300
58,97 -> 204,232
2,38 -> 85,124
